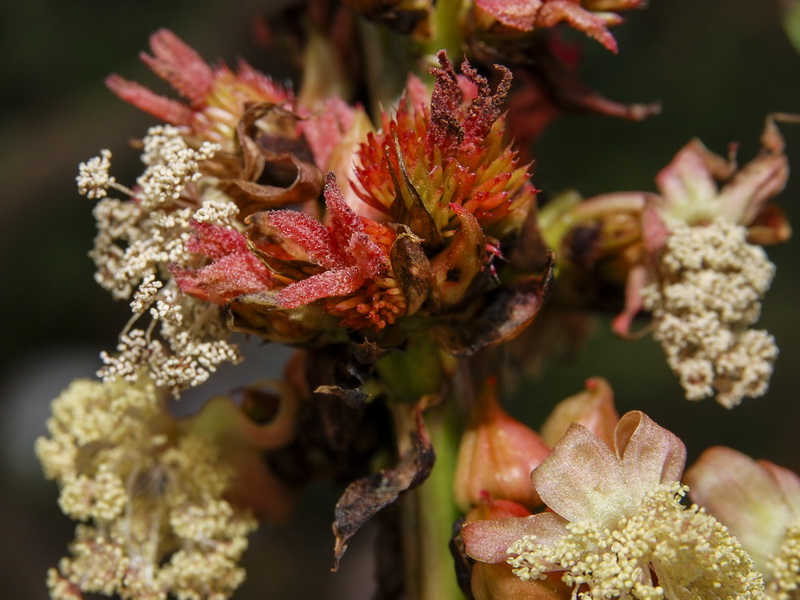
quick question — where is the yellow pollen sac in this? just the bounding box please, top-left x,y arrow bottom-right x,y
506,483 -> 764,600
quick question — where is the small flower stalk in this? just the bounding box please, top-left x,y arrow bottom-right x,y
40,3 -> 797,599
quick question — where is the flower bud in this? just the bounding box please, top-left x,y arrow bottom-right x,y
454,379 -> 550,512
471,563 -> 571,600
539,377 -> 619,448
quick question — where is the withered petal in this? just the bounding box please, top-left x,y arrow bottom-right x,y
389,228 -> 432,316
222,103 -> 323,214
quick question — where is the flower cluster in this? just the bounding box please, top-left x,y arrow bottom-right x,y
642,219 -> 778,407
39,3 -> 798,599
170,50 -> 544,347
686,447 -> 800,600
78,125 -> 246,395
540,117 -> 791,406
36,377 -> 258,600
462,407 -> 763,600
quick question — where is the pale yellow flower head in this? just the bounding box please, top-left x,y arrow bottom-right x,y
36,376 -> 257,600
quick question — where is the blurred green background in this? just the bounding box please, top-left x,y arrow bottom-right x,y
1,0 -> 798,598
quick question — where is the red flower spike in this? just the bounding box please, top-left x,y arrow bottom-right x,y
353,52 -> 535,242
173,221 -> 274,305
429,51 -> 512,156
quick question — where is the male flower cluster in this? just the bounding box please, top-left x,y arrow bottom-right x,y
641,219 -> 778,407
686,447 -> 800,600
36,377 -> 258,600
540,119 -> 791,406
77,125 -> 250,395
462,410 -> 763,599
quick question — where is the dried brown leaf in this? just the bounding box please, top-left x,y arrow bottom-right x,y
331,404 -> 435,570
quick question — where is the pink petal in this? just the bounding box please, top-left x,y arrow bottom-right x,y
105,74 -> 193,125
641,200 -> 670,255
186,220 -> 247,259
475,0 -> 541,31
404,74 -> 430,115
611,264 -> 648,338
685,446 -> 793,571
324,174 -> 385,278
324,173 -> 369,254
276,265 -> 364,308
299,96 -> 356,170
718,153 -> 789,225
462,512 -> 567,563
615,411 -> 686,500
141,29 -> 215,107
537,1 -> 619,53
531,423 -> 628,523
760,460 -> 800,516
655,142 -> 719,212
267,209 -> 337,267
173,222 -> 273,305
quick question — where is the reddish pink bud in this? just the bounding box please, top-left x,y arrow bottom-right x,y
471,563 -> 571,600
454,379 -> 550,512
539,377 -> 620,448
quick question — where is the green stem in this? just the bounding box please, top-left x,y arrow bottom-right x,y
401,399 -> 462,600
378,335 -> 463,599
425,0 -> 466,65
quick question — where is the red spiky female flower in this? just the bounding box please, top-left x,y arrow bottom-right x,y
353,51 -> 536,243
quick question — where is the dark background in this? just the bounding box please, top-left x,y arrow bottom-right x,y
1,0 -> 798,598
